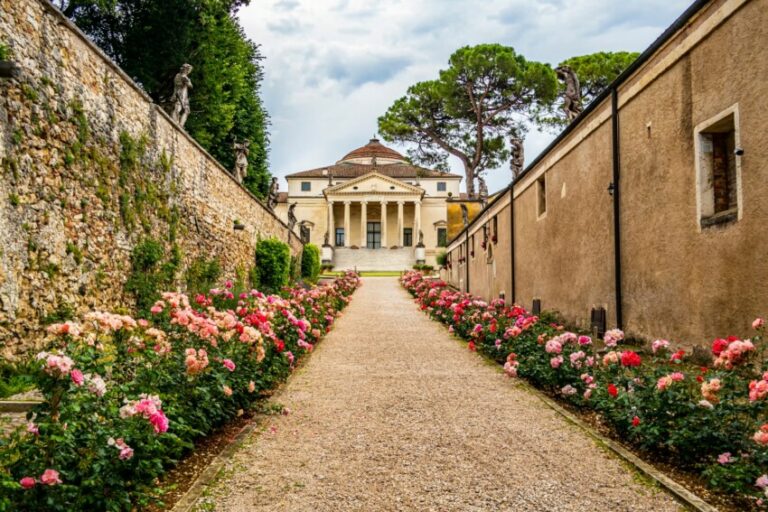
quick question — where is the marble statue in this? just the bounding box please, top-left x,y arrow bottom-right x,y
171,64 -> 193,127
478,174 -> 489,204
510,137 -> 525,179
233,139 -> 250,184
556,65 -> 582,122
267,177 -> 279,210
287,202 -> 298,230
460,204 -> 469,227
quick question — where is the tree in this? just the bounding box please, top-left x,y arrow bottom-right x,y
378,44 -> 557,198
61,0 -> 271,198
560,51 -> 639,105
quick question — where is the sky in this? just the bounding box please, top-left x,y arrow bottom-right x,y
237,0 -> 693,194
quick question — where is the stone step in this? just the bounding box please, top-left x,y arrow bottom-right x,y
331,247 -> 415,271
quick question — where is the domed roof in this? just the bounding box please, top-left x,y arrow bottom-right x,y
340,138 -> 407,163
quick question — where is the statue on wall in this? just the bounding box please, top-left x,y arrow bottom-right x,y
417,230 -> 424,247
287,202 -> 298,230
267,176 -> 280,210
510,137 -> 525,180
477,174 -> 489,204
171,64 -> 193,127
299,223 -> 310,244
233,139 -> 250,184
324,231 -> 330,246
460,204 -> 469,227
556,65 -> 582,122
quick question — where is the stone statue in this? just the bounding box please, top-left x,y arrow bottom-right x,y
477,174 -> 489,204
267,177 -> 279,210
324,231 -> 330,246
171,64 -> 193,127
417,230 -> 424,247
510,137 -> 525,179
460,204 -> 469,227
556,65 -> 582,122
233,139 -> 250,184
287,202 -> 298,230
300,224 -> 310,244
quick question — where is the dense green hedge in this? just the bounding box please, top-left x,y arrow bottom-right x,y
301,244 -> 321,283
254,238 -> 291,293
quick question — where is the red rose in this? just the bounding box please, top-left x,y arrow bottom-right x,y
712,338 -> 729,357
620,350 -> 642,367
608,383 -> 618,397
631,416 -> 640,427
468,341 -> 476,352
670,350 -> 686,363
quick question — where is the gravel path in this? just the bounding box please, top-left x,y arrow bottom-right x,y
193,278 -> 681,512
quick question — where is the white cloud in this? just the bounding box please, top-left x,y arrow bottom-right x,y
238,0 -> 691,194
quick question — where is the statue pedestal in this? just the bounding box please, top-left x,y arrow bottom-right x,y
415,245 -> 426,265
321,244 -> 334,265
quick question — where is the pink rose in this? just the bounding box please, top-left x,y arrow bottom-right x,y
757,474 -> 768,489
717,452 -> 733,464
148,411 -> 169,434
223,385 -> 233,397
578,335 -> 592,346
754,318 -> 765,330
550,355 -> 563,369
20,477 -> 36,489
40,469 -> 62,486
70,368 -> 84,386
248,380 -> 256,393
222,359 -> 236,372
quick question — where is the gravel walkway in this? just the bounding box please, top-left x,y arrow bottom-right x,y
193,278 -> 681,512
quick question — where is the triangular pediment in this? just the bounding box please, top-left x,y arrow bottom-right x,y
324,172 -> 424,196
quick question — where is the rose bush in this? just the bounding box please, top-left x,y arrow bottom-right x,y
402,271 -> 768,508
0,272 -> 360,511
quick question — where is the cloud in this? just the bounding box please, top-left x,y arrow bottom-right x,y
238,0 -> 693,193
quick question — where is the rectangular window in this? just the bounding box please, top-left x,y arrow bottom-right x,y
437,182 -> 447,192
301,181 -> 311,191
437,228 -> 447,247
697,109 -> 739,228
537,175 -> 547,218
403,228 -> 413,247
335,228 -> 345,247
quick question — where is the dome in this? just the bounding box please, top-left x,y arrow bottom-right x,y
339,138 -> 407,164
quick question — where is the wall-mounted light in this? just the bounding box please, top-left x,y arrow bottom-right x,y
607,182 -> 615,197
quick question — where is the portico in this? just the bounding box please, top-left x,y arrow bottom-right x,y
324,172 -> 424,249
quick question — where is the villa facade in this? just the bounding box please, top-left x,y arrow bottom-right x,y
275,139 -> 462,270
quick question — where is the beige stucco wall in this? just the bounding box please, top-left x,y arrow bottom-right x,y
444,0 -> 767,347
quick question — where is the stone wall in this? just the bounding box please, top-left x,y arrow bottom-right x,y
442,0 -> 768,348
0,0 -> 302,356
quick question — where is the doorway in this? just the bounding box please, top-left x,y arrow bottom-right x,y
367,222 -> 381,249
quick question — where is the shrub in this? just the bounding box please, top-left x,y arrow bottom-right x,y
0,274 -> 361,511
401,271 -> 768,507
254,238 -> 291,293
301,244 -> 321,283
436,251 -> 448,268
185,257 -> 221,295
124,239 -> 179,316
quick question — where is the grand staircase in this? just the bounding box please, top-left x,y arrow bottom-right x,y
331,247 -> 415,271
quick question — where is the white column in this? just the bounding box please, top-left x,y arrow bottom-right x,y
380,201 -> 388,248
397,201 -> 404,247
414,200 -> 422,245
343,201 -> 351,247
360,201 -> 368,247
327,201 -> 334,243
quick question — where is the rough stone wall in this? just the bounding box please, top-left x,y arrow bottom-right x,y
444,0 -> 767,347
0,0 -> 302,357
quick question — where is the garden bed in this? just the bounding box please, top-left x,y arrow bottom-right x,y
0,272 -> 361,511
402,271 -> 768,511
